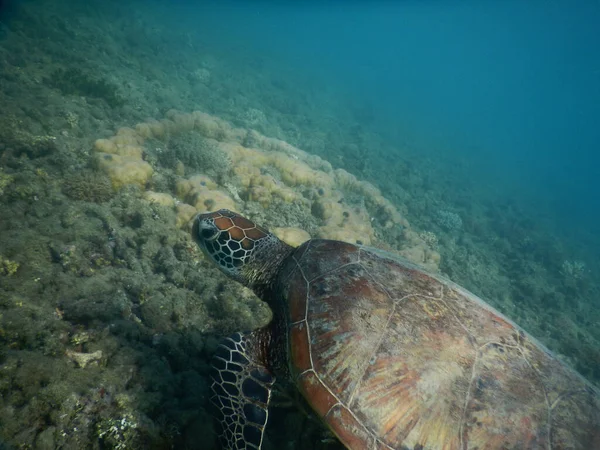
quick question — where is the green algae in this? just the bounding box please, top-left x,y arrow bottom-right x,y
0,169 -> 14,196
62,170 -> 114,203
0,152 -> 266,447
46,68 -> 125,108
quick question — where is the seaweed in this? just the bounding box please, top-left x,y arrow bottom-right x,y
45,67 -> 124,108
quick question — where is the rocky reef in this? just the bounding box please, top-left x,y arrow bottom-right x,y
93,109 -> 441,273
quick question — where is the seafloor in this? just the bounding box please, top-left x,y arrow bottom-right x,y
0,1 -> 598,449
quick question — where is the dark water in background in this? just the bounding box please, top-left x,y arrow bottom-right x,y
179,0 -> 600,252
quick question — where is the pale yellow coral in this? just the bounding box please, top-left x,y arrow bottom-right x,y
115,126 -> 144,143
273,227 -> 311,247
93,138 -> 144,159
160,119 -> 177,135
192,111 -> 230,140
146,119 -> 167,140
427,250 -> 441,266
220,142 -> 269,166
176,203 -> 198,229
135,122 -> 153,139
232,164 -> 261,188
176,174 -> 218,200
174,160 -> 186,176
251,173 -> 279,191
95,110 -> 437,271
332,168 -> 408,228
116,145 -> 144,159
243,172 -> 304,207
174,173 -> 238,214
93,138 -> 117,154
94,153 -> 153,190
334,168 -> 360,189
190,189 -> 237,213
144,191 -> 175,207
92,128 -> 153,191
166,109 -> 196,133
312,197 -> 345,224
315,199 -> 375,246
273,153 -> 332,188
399,245 -> 440,273
221,141 -> 333,193
274,186 -> 303,204
317,225 -> 370,246
397,230 -> 441,271
248,185 -> 272,208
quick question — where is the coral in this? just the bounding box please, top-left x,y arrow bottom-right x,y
175,203 -> 198,229
401,229 -> 441,272
95,110 -> 440,271
175,174 -> 237,213
0,257 -> 19,276
273,227 -> 311,248
242,108 -> 266,126
94,153 -> 153,190
318,225 -> 368,246
62,170 -> 114,203
560,260 -> 587,281
96,414 -> 139,450
189,188 -> 236,213
333,168 -> 408,229
418,231 -> 439,249
245,173 -> 303,208
144,191 -> 175,208
45,68 -> 124,108
157,131 -> 231,178
435,210 -> 463,231
311,191 -> 376,245
190,68 -> 211,84
65,349 -> 103,369
399,242 -> 440,273
65,111 -> 79,128
92,127 -> 154,190
1,130 -> 58,159
0,168 -> 14,195
94,139 -> 143,158
274,155 -> 332,188
175,174 -> 218,199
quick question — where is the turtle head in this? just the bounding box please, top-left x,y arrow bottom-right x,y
192,209 -> 293,294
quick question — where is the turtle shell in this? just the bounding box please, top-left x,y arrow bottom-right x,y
276,239 -> 600,450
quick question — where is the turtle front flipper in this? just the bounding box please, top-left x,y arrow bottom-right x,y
210,328 -> 275,450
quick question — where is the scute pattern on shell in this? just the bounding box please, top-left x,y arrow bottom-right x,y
276,239 -> 600,450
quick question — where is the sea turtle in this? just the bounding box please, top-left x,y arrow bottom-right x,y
192,209 -> 600,450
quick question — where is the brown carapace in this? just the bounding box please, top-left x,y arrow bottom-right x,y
194,209 -> 600,450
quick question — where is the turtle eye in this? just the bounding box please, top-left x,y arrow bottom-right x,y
199,223 -> 219,241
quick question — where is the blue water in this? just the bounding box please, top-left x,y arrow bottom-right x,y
184,0 -> 600,247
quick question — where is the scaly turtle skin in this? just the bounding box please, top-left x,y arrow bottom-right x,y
193,209 -> 600,450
